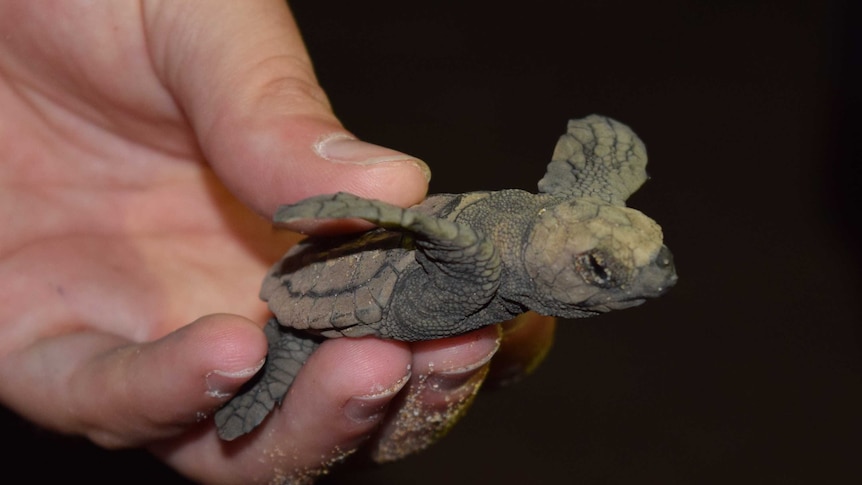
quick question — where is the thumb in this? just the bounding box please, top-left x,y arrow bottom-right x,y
144,1 -> 430,216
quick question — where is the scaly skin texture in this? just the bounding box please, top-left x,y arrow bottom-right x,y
215,115 -> 678,441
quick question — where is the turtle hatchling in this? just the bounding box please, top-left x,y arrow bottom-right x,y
215,114 -> 677,440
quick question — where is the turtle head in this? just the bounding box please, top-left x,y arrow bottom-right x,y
521,199 -> 677,318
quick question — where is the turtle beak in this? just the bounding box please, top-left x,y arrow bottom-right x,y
600,245 -> 677,311
600,298 -> 647,311
637,245 -> 678,298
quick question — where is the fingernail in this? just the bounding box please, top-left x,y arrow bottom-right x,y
344,370 -> 412,423
371,357 -> 494,463
500,312 -> 534,335
314,133 -> 431,181
425,343 -> 498,393
485,360 -> 528,388
488,313 -> 556,387
205,358 -> 265,399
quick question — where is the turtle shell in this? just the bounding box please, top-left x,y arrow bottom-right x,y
259,229 -> 417,338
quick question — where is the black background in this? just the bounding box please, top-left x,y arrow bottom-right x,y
7,0 -> 860,483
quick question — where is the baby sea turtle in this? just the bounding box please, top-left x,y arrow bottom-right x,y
215,115 -> 677,440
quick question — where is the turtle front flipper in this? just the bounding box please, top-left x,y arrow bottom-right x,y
214,318 -> 321,440
275,193 -> 503,340
538,115 -> 648,206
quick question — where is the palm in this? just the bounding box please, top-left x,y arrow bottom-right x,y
0,6 -> 291,342
3,163 -> 294,342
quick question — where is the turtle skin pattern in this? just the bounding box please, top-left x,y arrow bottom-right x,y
215,115 -> 678,440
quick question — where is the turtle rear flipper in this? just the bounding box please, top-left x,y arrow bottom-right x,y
214,319 -> 321,440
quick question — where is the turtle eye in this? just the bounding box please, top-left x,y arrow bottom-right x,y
575,251 -> 618,288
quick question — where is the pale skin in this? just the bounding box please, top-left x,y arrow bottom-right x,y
0,1 -> 555,483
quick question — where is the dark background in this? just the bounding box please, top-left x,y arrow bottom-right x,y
7,0 -> 860,483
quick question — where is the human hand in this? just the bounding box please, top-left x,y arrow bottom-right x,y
0,1 -> 556,483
